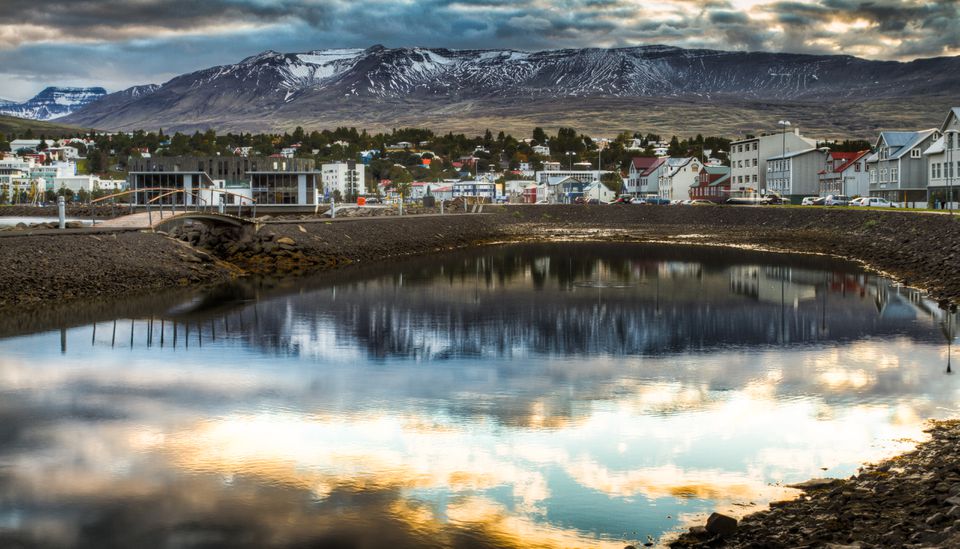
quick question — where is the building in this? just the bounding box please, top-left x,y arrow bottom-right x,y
729,130 -> 817,194
453,180 -> 497,201
534,169 -> 607,186
321,161 -> 366,200
626,157 -> 667,196
923,108 -> 960,208
766,148 -> 829,202
689,165 -> 731,203
867,128 -> 939,207
532,145 -> 550,156
818,151 -> 871,198
658,157 -> 703,201
127,155 -> 318,206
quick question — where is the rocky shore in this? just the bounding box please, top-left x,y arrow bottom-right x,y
670,421 -> 960,548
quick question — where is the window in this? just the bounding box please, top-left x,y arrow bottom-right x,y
911,148 -> 921,159
870,169 -> 877,183
880,168 -> 887,182
753,142 -> 758,151
752,174 -> 757,182
753,158 -> 758,167
855,162 -> 861,172
890,168 -> 898,181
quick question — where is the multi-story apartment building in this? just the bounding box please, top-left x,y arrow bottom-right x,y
729,130 -> 817,194
867,129 -> 939,207
924,107 -> 960,207
766,147 -> 829,202
321,161 -> 366,200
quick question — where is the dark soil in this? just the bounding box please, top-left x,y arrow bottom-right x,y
0,204 -> 124,218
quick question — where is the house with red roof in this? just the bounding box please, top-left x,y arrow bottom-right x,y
626,156 -> 669,196
690,165 -> 731,203
818,150 -> 870,197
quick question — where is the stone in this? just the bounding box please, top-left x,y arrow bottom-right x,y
276,236 -> 296,246
946,496 -> 960,507
927,512 -> 946,525
705,512 -> 738,538
787,478 -> 843,491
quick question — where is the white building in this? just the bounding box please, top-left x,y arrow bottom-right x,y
532,145 -> 550,156
924,107 -> 960,208
321,161 -> 366,199
9,139 -> 53,152
729,129 -> 817,194
658,157 -> 703,201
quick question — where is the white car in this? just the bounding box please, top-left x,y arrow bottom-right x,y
825,194 -> 852,206
849,197 -> 868,206
855,197 -> 899,208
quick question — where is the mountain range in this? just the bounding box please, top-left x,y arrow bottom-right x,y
0,87 -> 107,121
22,45 -> 960,137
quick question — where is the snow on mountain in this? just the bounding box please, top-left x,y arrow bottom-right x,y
0,87 -> 108,120
58,45 -> 960,132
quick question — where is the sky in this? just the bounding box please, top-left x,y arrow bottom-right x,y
1,0 -> 958,101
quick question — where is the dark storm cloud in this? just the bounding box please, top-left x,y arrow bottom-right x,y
1,0 -> 957,100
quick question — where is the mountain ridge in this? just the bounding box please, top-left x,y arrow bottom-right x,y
55,45 -> 960,137
0,87 -> 107,121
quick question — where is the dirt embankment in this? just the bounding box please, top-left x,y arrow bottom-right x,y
4,204 -> 960,310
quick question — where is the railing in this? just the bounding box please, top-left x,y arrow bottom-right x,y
89,187 -> 257,226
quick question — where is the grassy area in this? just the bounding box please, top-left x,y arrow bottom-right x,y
0,114 -> 91,137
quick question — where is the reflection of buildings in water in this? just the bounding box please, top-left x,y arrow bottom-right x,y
729,266 -> 817,304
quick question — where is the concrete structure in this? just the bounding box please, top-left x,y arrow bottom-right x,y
818,151 -> 870,198
867,129 -> 939,207
729,130 -> 817,194
766,148 -> 829,202
924,108 -> 960,209
658,157 -> 702,201
321,161 -> 366,200
127,155 -> 318,206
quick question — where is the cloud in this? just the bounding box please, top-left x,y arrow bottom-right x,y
1,0 -> 958,100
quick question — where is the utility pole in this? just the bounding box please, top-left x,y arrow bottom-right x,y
778,120 -> 791,197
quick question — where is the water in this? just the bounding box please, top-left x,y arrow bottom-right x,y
0,242 -> 957,548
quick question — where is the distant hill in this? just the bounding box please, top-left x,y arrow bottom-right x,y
0,114 -> 88,137
53,45 -> 960,138
0,87 -> 107,121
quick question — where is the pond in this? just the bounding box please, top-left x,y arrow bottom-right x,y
0,242 -> 957,548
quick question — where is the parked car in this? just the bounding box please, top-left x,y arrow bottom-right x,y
763,194 -> 790,205
690,199 -> 717,206
825,194 -> 852,206
801,196 -> 823,206
855,197 -> 898,208
611,196 -> 633,204
638,196 -> 671,205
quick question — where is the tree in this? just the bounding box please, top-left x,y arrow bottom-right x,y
532,127 -> 547,144
600,171 -> 624,195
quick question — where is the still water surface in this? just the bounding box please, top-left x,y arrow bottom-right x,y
1,243 -> 958,548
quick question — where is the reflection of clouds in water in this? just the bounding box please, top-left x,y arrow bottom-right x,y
0,240 -> 958,548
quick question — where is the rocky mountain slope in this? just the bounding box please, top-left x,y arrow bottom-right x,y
0,87 -> 107,120
60,45 -> 960,136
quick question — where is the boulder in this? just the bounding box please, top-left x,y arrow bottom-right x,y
787,478 -> 842,490
65,221 -> 84,229
276,236 -> 296,246
705,512 -> 738,538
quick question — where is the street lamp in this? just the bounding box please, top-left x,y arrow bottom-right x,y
947,129 -> 959,216
777,120 -> 791,198
565,151 -> 576,170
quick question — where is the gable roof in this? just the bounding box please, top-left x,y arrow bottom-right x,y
940,107 -> 960,132
875,129 -> 938,160
630,157 -> 660,171
767,147 -> 818,161
830,150 -> 870,173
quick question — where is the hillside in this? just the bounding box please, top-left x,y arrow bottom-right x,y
60,45 -> 960,138
0,114 -> 89,137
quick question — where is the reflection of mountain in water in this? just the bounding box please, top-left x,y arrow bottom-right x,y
154,243 -> 947,360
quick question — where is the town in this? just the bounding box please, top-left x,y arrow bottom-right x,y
2,105 -> 958,210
